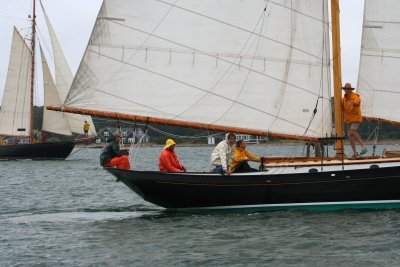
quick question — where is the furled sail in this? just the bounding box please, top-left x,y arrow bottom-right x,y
40,2 -> 96,135
41,47 -> 73,136
0,27 -> 32,137
63,0 -> 333,138
357,0 -> 400,123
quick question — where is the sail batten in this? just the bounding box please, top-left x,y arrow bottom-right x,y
62,0 -> 333,138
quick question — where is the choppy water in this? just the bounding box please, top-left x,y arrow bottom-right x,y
1,144 -> 400,266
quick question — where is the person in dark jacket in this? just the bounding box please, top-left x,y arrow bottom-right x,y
100,132 -> 130,170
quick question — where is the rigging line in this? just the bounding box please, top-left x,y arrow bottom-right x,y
266,0 -> 295,135
110,21 -> 328,99
85,49 -> 317,133
366,20 -> 400,25
171,2 -> 270,120
156,0 -> 321,59
264,0 -> 328,23
302,1 -> 331,138
0,14 -> 29,20
0,0 -> 13,7
211,5 -> 268,126
361,54 -> 400,60
94,117 -> 213,138
372,89 -> 400,95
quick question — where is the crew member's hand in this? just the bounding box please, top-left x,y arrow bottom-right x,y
225,170 -> 231,176
181,166 -> 187,172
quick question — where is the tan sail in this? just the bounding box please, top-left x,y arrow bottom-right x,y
40,1 -> 96,135
41,47 -> 73,136
0,28 -> 32,137
57,0 -> 333,139
358,0 -> 400,124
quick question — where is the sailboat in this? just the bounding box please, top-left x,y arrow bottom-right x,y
0,0 -> 96,160
48,0 -> 400,210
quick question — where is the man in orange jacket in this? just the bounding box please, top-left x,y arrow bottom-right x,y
341,83 -> 367,159
159,139 -> 186,172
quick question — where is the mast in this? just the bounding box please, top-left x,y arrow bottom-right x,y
29,0 -> 37,143
330,0 -> 344,155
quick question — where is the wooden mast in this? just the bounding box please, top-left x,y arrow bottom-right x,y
29,0 -> 37,143
331,0 -> 344,155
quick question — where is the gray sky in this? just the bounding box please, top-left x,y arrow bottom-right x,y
0,0 -> 364,105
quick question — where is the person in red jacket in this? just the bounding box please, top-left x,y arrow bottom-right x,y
158,139 -> 186,172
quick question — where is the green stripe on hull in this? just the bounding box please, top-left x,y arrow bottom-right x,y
179,201 -> 400,213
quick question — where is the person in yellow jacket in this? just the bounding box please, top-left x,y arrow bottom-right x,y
341,83 -> 367,158
83,121 -> 90,136
230,140 -> 262,173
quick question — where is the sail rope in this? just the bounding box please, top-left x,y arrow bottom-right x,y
106,22 -> 327,100
94,117 -> 214,139
156,0 -> 323,59
210,4 -> 269,125
88,50 -> 321,136
128,128 -> 149,168
170,3 -> 271,121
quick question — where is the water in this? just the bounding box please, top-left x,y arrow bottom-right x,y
1,144 -> 400,266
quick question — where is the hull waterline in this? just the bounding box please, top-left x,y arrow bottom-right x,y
105,165 -> 400,211
0,141 -> 75,160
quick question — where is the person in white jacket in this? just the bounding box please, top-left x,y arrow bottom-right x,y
210,133 -> 236,175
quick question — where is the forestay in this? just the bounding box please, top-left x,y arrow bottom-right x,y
64,0 -> 333,138
357,0 -> 400,123
0,28 -> 32,137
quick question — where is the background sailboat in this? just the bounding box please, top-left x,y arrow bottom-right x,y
48,0 -> 400,210
0,0 -> 96,160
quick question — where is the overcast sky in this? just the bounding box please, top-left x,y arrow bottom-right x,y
0,0 -> 365,105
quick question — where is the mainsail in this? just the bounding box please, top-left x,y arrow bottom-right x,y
40,2 -> 96,135
62,0 -> 333,139
357,0 -> 400,124
0,28 -> 32,137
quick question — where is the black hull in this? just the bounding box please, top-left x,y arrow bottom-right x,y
106,166 -> 400,210
0,141 -> 75,160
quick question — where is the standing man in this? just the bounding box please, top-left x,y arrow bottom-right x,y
210,133 -> 236,175
341,83 -> 367,159
83,120 -> 90,136
159,139 -> 186,172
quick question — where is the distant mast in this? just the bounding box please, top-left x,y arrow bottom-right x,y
29,0 -> 36,143
331,0 -> 344,155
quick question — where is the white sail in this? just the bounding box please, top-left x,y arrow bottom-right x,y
357,0 -> 400,123
0,27 -> 32,137
41,47 -> 72,136
41,2 -> 96,135
65,0 -> 332,138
